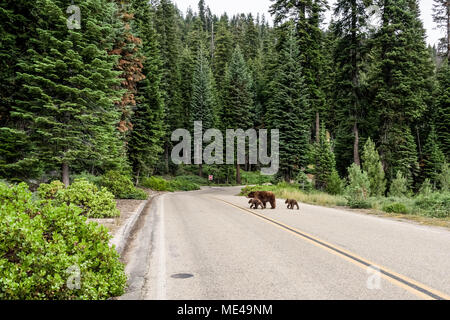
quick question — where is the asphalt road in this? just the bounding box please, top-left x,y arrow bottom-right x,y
120,186 -> 450,300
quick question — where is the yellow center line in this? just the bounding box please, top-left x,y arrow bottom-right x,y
210,196 -> 450,301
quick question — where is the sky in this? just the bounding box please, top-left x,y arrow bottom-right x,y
173,0 -> 444,46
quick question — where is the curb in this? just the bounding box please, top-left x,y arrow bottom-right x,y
110,200 -> 148,256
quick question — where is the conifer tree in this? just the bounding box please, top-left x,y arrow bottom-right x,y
432,0 -> 450,57
11,0 -> 125,185
128,0 -> 166,183
362,138 -> 386,197
333,0 -> 372,167
155,0 -> 183,173
422,126 -> 446,187
266,24 -> 309,181
314,124 -> 337,190
434,61 -> 450,159
222,46 -> 254,183
370,0 -> 434,185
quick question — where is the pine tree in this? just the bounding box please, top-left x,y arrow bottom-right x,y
362,138 -> 387,197
314,124 -> 337,190
422,126 -> 446,187
213,17 -> 232,88
333,0 -> 372,167
434,61 -> 450,159
10,0 -> 125,185
190,45 -> 215,176
110,0 -> 146,135
270,0 -> 328,143
370,0 -> 434,185
128,0 -> 166,183
222,46 -> 254,183
266,24 -> 309,181
432,0 -> 450,58
155,0 -> 183,173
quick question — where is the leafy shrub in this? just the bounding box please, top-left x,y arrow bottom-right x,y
100,171 -> 147,200
389,171 -> 410,198
0,182 -> 126,300
140,176 -> 201,192
38,179 -> 120,218
382,202 -> 409,214
71,172 -> 102,188
37,180 -> 65,200
141,176 -> 170,191
345,164 -> 372,209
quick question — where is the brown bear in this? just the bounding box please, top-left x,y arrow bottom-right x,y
285,199 -> 300,210
248,198 -> 264,210
247,191 -> 276,209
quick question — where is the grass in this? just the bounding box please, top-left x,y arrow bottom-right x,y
241,183 -> 450,229
240,183 -> 347,207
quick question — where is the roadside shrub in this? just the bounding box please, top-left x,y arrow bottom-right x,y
141,176 -> 170,191
345,164 -> 372,209
0,182 -> 127,300
389,171 -> 410,198
100,171 -> 147,200
38,179 -> 120,218
382,202 -> 409,214
170,177 -> 201,191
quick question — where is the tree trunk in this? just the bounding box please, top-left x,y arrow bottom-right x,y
236,163 -> 241,185
315,112 -> 320,143
353,121 -> 360,166
62,162 -> 70,187
135,168 -> 141,187
199,164 -> 203,178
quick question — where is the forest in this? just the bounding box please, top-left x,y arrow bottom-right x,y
0,0 -> 449,198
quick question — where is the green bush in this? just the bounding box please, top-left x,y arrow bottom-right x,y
382,202 -> 409,214
100,171 -> 147,200
36,180 -> 65,200
0,182 -> 127,300
141,176 -> 170,191
38,179 -> 120,218
71,172 -> 102,188
345,164 -> 372,209
389,171 -> 410,198
140,176 -> 201,192
439,162 -> 449,192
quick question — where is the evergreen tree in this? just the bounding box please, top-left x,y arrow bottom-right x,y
128,0 -> 166,183
10,0 -> 125,185
432,0 -> 450,57
110,0 -> 146,135
333,0 -> 372,167
434,61 -> 450,159
213,18 -> 232,88
179,47 -> 195,127
222,46 -> 254,183
155,0 -> 183,173
266,24 -> 309,181
362,138 -> 387,197
314,124 -> 337,190
422,126 -> 446,187
370,0 -> 434,185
